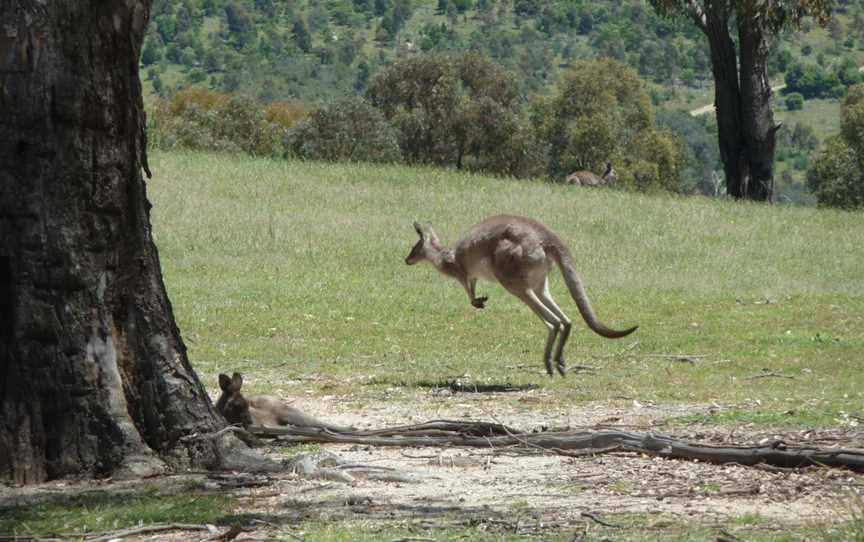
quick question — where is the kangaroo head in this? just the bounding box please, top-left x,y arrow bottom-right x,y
602,163 -> 618,184
216,372 -> 254,426
405,221 -> 440,265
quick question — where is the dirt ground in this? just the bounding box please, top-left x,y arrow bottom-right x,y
3,389 -> 861,540
273,391 -> 860,527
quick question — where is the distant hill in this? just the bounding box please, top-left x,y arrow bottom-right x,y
141,0 -> 864,204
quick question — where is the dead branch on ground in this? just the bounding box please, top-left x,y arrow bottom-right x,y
248,421 -> 864,472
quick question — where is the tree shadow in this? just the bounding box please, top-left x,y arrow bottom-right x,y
0,486 -> 276,536
413,379 -> 538,393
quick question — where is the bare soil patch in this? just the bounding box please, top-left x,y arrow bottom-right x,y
270,391 -> 859,528
2,389 -> 860,540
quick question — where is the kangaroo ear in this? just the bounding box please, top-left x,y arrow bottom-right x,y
218,373 -> 231,392
231,372 -> 243,391
413,221 -> 426,239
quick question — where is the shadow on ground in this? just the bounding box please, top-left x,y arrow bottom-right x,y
414,379 -> 539,393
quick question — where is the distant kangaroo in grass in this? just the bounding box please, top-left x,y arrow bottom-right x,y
405,215 -> 637,376
565,163 -> 618,187
216,372 -> 351,431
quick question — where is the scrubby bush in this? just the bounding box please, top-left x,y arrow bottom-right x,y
807,137 -> 864,209
264,101 -> 309,132
366,52 -> 532,176
286,97 -> 402,163
785,92 -> 804,111
148,88 -> 303,157
807,84 -> 864,209
188,68 -> 207,83
532,58 -> 684,191
784,59 -> 860,99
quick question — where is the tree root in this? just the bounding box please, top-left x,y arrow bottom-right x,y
247,420 -> 864,472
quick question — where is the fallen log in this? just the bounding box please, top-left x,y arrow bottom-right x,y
247,421 -> 864,472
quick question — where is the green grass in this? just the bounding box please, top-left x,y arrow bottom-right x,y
0,491 -> 239,537
148,150 -> 864,427
775,96 -> 844,142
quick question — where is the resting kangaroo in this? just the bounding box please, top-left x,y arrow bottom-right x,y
405,215 -> 637,376
216,372 -> 350,431
565,163 -> 618,187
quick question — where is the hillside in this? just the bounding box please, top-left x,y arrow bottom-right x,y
149,150 -> 863,412
142,0 -> 864,203
143,0 -> 864,104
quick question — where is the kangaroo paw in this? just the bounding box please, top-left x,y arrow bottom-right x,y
471,296 -> 488,309
555,358 -> 567,377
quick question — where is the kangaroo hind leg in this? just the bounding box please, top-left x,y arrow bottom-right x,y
502,281 -> 563,377
534,279 -> 572,376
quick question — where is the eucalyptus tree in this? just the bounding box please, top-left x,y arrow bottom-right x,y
367,52 -> 528,176
1,1 -> 256,484
649,0 -> 834,201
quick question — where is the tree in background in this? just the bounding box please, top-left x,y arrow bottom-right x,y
786,92 -> 805,111
224,2 -> 256,49
533,59 -> 684,192
292,16 -> 313,53
807,84 -> 864,209
286,97 -> 401,163
649,0 -> 834,201
366,53 -> 530,176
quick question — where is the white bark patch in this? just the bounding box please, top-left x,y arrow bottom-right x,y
96,272 -> 107,302
84,330 -> 167,479
85,332 -> 143,445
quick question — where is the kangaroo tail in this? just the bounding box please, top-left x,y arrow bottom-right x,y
551,245 -> 638,339
278,406 -> 355,432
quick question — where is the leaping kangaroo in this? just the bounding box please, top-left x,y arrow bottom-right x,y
405,215 -> 637,376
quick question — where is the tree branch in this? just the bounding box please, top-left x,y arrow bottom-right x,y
249,423 -> 864,472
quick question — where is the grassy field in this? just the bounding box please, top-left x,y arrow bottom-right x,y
3,150 -> 862,541
148,150 -> 864,428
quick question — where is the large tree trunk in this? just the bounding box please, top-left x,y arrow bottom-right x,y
0,2 -> 234,484
736,15 -> 777,202
704,5 -> 776,201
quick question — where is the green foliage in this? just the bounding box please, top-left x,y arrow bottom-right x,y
292,17 -> 312,53
136,0 -> 864,203
807,84 -> 864,209
140,0 -> 863,119
841,83 -> 864,152
649,0 -> 834,33
533,58 -> 684,191
366,52 -> 530,176
807,137 -> 864,208
786,92 -> 805,111
286,96 -> 401,163
148,88 -> 295,157
142,38 -> 162,65
188,68 -> 207,83
225,2 -> 256,49
785,62 -> 844,99
655,109 -> 721,194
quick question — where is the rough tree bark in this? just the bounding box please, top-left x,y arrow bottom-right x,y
703,2 -> 776,201
0,2 -> 244,484
650,1 -> 834,202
